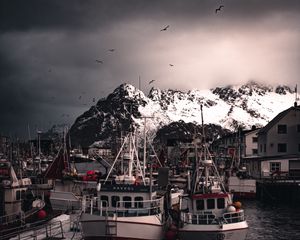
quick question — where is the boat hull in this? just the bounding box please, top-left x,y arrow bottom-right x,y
80,213 -> 164,240
178,221 -> 248,240
228,177 -> 256,199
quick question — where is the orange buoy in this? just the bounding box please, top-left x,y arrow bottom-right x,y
233,201 -> 242,209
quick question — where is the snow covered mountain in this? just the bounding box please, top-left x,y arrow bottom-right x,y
69,81 -> 297,147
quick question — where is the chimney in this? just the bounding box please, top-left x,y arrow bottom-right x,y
294,102 -> 298,107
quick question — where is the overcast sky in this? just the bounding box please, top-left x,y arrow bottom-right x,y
1,0 -> 300,138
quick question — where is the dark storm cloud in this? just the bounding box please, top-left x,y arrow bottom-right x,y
1,0 -> 300,138
1,0 -> 300,32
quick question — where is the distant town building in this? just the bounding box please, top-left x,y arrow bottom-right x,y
255,104 -> 300,178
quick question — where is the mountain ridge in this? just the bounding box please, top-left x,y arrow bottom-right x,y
69,81 -> 297,147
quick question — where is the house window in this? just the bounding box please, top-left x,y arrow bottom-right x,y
252,149 -> 258,155
111,196 -> 120,207
278,143 -> 287,153
260,144 -> 262,153
207,199 -> 215,209
270,162 -> 281,172
264,144 -> 266,153
196,199 -> 204,210
252,137 -> 258,143
277,125 -> 287,134
298,125 -> 300,132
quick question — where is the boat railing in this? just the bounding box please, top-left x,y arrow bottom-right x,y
0,220 -> 65,240
115,198 -> 164,217
82,196 -> 164,218
222,210 -> 245,223
0,211 -> 25,226
181,212 -> 218,225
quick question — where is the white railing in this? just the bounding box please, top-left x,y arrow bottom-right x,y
181,212 -> 218,225
82,196 -> 164,217
181,209 -> 245,225
115,198 -> 164,217
222,210 -> 245,223
0,220 -> 64,240
0,211 -> 25,226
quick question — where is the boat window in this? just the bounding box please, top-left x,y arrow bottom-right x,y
196,199 -> 204,210
100,195 -> 109,207
217,198 -> 225,209
21,190 -> 26,200
16,190 -> 21,200
111,196 -> 120,207
134,196 -> 143,208
207,199 -> 215,209
123,196 -> 132,208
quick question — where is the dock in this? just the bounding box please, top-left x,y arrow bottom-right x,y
256,177 -> 300,205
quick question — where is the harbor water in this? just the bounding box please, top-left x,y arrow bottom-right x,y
244,199 -> 300,240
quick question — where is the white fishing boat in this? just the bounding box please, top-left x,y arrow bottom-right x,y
177,105 -> 248,240
0,158 -> 46,234
228,167 -> 256,199
79,130 -> 166,240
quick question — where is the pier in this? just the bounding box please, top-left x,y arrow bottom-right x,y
256,177 -> 300,206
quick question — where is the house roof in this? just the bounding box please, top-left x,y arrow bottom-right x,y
258,105 -> 300,134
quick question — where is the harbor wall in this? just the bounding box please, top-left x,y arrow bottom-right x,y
256,179 -> 300,206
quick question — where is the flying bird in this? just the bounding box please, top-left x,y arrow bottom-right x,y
108,49 -> 115,52
160,25 -> 170,31
95,59 -> 103,64
149,80 -> 155,84
169,64 -> 174,67
215,5 -> 224,13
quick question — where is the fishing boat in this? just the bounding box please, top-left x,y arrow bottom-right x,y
79,130 -> 166,240
228,167 -> 256,199
177,105 -> 248,240
0,158 -> 47,234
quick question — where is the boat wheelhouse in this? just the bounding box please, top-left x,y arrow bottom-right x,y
79,130 -> 166,240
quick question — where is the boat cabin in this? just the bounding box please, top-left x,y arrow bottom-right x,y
191,193 -> 231,216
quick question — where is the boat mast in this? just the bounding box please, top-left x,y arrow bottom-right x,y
200,104 -> 209,189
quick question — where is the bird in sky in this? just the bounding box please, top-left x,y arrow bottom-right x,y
215,5 -> 224,13
169,64 -> 174,67
149,80 -> 155,84
108,49 -> 115,52
95,59 -> 103,64
160,25 -> 170,31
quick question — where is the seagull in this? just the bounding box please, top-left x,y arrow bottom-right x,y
160,25 -> 170,31
169,64 -> 174,67
149,80 -> 155,84
96,59 -> 103,64
215,5 -> 224,13
108,49 -> 115,52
